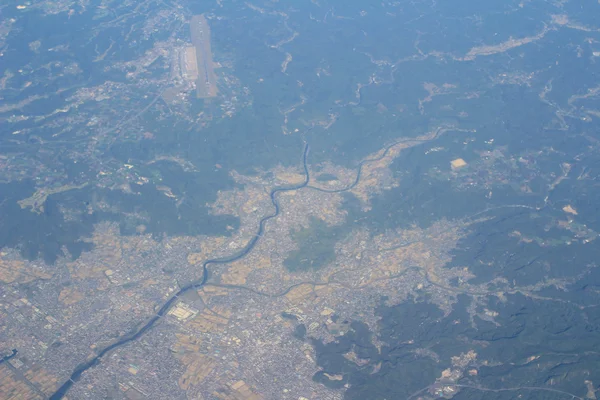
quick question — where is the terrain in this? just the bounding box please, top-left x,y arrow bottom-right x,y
1,0 -> 600,399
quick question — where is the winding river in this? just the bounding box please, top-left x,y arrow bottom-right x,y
49,144 -> 310,399
49,131 -> 447,399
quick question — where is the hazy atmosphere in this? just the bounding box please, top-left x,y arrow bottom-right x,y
1,0 -> 600,399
